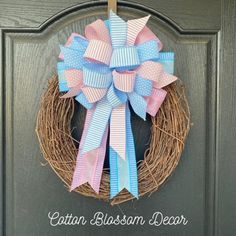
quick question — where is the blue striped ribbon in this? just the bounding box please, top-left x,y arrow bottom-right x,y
57,62 -> 70,92
75,93 -> 94,110
82,99 -> 112,154
128,92 -> 147,120
110,46 -> 140,69
107,84 -> 127,107
109,11 -> 127,48
159,52 -> 175,74
83,64 -> 112,89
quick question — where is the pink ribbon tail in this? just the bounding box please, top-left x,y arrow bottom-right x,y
110,104 -> 126,160
70,109 -> 108,193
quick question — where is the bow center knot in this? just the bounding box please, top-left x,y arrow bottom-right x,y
110,46 -> 140,69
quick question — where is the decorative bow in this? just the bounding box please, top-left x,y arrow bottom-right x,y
57,11 -> 177,199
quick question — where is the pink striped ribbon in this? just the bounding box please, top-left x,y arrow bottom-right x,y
71,108 -> 108,193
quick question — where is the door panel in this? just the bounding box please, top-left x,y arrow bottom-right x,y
1,1 -> 235,236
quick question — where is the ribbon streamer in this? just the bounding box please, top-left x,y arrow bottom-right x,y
57,11 -> 177,199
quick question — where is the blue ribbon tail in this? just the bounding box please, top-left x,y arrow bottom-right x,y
109,105 -> 139,199
82,99 -> 112,153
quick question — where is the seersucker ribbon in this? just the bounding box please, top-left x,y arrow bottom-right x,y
57,11 -> 177,199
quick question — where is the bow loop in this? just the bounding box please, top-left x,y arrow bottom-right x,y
137,61 -> 164,82
85,19 -> 111,44
81,87 -> 107,103
135,26 -> 163,50
84,39 -> 112,65
59,34 -> 87,59
60,46 -> 85,69
134,76 -> 153,96
65,69 -> 83,88
127,15 -> 150,46
137,40 -> 159,62
60,69 -> 83,98
69,36 -> 89,51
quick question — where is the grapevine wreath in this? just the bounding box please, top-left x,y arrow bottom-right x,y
36,10 -> 190,205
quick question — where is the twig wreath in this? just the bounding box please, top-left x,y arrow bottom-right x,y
36,6 -> 190,205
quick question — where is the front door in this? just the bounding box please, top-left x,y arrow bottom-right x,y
1,0 -> 235,235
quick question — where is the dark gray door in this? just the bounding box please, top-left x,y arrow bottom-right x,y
1,0 -> 235,236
